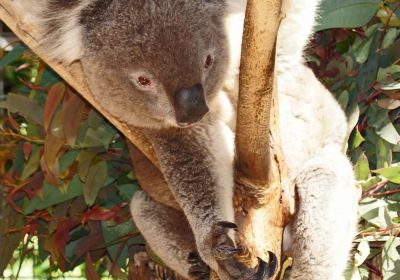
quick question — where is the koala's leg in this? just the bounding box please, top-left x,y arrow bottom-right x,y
130,190 -> 210,280
287,146 -> 359,280
143,121 -> 265,279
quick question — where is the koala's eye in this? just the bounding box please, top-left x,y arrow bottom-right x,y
204,55 -> 214,69
129,72 -> 156,91
137,76 -> 151,86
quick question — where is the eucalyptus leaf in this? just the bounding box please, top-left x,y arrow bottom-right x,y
83,161 -> 108,205
23,176 -> 83,215
382,237 -> 400,280
315,0 -> 380,31
0,44 -> 27,68
354,241 -> 370,266
355,153 -> 370,181
0,93 -> 44,125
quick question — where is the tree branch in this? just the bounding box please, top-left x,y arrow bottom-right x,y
234,0 -> 293,278
0,0 -> 159,169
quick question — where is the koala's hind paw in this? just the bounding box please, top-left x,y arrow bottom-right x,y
188,251 -> 210,280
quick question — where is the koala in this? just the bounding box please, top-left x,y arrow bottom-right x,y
14,0 -> 360,279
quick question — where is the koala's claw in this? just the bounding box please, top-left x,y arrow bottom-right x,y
255,252 -> 278,280
204,222 -> 278,280
216,221 -> 238,230
188,251 -> 210,280
266,251 -> 278,278
212,221 -> 240,261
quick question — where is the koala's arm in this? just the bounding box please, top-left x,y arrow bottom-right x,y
142,120 -> 264,279
142,120 -> 235,270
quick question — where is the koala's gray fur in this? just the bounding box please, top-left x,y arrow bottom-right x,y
15,0 -> 360,279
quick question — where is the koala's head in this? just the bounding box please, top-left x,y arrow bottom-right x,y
76,0 -> 229,129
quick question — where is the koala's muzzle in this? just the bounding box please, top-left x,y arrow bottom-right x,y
174,84 -> 209,126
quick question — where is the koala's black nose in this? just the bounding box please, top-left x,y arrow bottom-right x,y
173,84 -> 209,126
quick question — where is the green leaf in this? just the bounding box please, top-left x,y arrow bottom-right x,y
83,161 -> 108,205
338,90 -> 350,110
354,36 -> 374,64
343,263 -> 370,280
355,153 -> 370,181
21,144 -> 41,180
78,149 -> 101,181
382,237 -> 400,280
102,220 -> 136,270
23,175 -> 83,215
0,93 -> 44,125
378,122 -> 399,146
103,125 -> 117,149
373,166 -> 400,184
381,82 -> 400,91
0,44 -> 27,68
360,200 -> 394,228
354,241 -> 370,266
352,128 -> 365,149
376,137 -> 392,169
356,46 -> 379,92
118,184 -> 139,201
367,106 -> 400,145
80,127 -> 105,148
59,150 -> 79,174
377,65 -> 400,83
382,28 -> 399,50
315,0 -> 380,31
88,109 -> 105,128
359,176 -> 380,191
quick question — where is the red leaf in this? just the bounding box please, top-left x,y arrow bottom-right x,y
81,206 -> 116,224
62,88 -> 86,145
74,221 -> 104,259
50,219 -> 78,269
23,142 -> 32,161
42,133 -> 65,186
314,45 -> 326,60
44,82 -> 65,131
29,171 -> 44,198
7,114 -> 20,131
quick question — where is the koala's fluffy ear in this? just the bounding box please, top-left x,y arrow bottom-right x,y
15,0 -> 85,64
40,19 -> 85,64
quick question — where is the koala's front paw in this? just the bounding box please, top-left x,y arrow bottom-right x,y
202,221 -> 277,280
212,221 -> 240,260
187,251 -> 210,280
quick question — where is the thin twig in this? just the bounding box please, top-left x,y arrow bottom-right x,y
361,179 -> 389,200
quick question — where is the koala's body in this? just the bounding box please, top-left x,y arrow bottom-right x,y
16,0 -> 360,279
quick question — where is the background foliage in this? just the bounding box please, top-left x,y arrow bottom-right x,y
0,0 -> 399,279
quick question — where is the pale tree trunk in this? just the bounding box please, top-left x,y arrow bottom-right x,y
0,0 -> 293,279
233,1 -> 293,278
